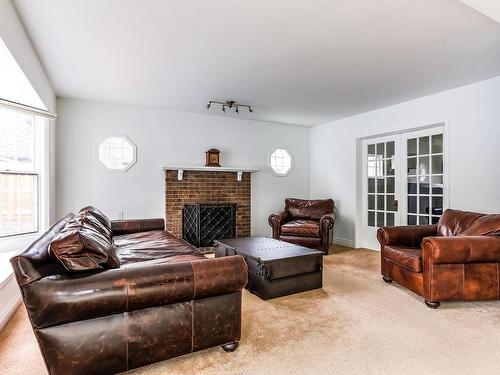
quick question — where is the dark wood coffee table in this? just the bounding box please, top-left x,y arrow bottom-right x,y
214,237 -> 323,300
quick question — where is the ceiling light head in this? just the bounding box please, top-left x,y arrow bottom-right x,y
206,100 -> 253,114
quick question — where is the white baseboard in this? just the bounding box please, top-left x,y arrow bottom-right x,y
0,296 -> 20,331
0,276 -> 21,331
333,237 -> 355,248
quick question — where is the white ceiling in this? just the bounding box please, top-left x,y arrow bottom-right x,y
459,0 -> 500,23
13,0 -> 500,126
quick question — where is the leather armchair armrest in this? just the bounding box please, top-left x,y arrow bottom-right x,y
320,213 -> 336,230
22,256 -> 248,330
422,236 -> 500,264
268,211 -> 290,238
377,225 -> 437,247
319,212 -> 336,253
111,218 -> 165,235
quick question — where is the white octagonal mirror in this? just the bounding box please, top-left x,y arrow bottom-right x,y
98,135 -> 136,172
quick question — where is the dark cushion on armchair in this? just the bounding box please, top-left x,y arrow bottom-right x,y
281,219 -> 320,237
383,245 -> 422,272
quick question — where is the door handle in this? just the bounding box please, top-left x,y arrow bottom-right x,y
393,200 -> 399,210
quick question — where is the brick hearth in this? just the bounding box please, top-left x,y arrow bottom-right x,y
165,170 -> 251,239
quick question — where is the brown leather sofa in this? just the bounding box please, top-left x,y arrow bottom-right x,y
378,209 -> 500,308
268,198 -> 335,253
11,211 -> 248,375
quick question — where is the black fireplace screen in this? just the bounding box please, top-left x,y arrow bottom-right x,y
183,203 -> 236,247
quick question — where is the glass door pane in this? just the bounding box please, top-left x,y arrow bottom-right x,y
404,130 -> 445,225
367,140 -> 397,227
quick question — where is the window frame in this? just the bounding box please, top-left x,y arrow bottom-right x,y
268,148 -> 293,177
0,109 -> 49,250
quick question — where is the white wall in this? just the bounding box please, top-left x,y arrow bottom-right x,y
310,75 -> 500,249
0,0 -> 56,330
56,98 -> 310,236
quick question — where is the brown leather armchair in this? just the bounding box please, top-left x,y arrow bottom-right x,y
378,209 -> 500,308
11,213 -> 247,375
268,198 -> 335,253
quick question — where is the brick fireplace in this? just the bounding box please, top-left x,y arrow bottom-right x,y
164,169 -> 252,240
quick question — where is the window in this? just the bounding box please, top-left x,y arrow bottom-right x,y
270,148 -> 292,176
98,135 -> 137,172
0,107 -> 39,237
0,37 -> 51,259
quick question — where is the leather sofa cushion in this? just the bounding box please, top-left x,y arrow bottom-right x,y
114,230 -> 205,265
285,198 -> 334,220
383,245 -> 422,273
49,213 -> 120,272
281,219 -> 320,237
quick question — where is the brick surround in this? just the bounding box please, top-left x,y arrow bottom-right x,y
165,170 -> 251,239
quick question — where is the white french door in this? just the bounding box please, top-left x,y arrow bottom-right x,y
359,126 -> 447,250
360,135 -> 401,250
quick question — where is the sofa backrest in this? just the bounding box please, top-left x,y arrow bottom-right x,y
437,209 -> 500,237
10,213 -> 74,286
285,198 -> 334,220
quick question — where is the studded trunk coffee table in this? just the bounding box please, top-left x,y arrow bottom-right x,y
214,237 -> 323,300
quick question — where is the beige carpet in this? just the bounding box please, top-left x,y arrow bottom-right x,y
1,247 -> 500,375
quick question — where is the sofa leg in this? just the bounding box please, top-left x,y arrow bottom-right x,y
382,276 -> 393,284
221,342 -> 239,352
424,300 -> 440,309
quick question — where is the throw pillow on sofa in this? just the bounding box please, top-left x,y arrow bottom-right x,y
49,209 -> 120,272
78,206 -> 113,238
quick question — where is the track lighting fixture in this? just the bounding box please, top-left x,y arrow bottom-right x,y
206,100 -> 253,114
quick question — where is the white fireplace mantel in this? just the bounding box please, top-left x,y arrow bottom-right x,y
162,165 -> 259,181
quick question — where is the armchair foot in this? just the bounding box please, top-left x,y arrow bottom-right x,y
221,342 -> 239,352
382,276 -> 393,284
424,300 -> 440,309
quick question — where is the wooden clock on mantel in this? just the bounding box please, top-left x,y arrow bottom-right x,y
205,148 -> 221,167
